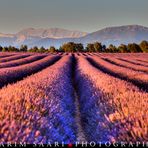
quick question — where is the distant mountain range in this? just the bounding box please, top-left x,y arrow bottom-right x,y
0,25 -> 148,48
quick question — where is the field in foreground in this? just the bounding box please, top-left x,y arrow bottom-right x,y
0,52 -> 147,144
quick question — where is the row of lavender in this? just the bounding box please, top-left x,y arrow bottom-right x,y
75,54 -> 148,142
101,57 -> 148,73
0,52 -> 147,143
0,55 -> 61,88
0,54 -> 47,68
96,53 -> 148,74
86,54 -> 148,92
0,55 -> 77,143
94,53 -> 148,67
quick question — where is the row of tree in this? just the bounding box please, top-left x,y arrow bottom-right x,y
0,45 -> 57,53
0,40 -> 148,53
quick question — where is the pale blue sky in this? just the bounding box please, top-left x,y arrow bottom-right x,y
0,0 -> 148,33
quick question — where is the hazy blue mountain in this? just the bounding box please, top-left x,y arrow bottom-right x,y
0,25 -> 148,48
0,28 -> 87,47
79,25 -> 148,46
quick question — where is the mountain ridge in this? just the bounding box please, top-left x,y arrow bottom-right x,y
0,25 -> 148,48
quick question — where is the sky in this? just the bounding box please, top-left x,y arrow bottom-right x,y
0,0 -> 148,33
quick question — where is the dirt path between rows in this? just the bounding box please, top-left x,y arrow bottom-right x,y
71,54 -> 87,143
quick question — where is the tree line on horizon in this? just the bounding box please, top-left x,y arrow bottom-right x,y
0,40 -> 148,53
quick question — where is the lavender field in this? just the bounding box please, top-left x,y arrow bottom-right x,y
0,52 -> 147,144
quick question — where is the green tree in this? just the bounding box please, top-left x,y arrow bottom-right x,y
0,46 -> 3,52
94,42 -> 102,52
128,43 -> 142,53
20,45 -> 28,52
139,40 -> 148,53
118,44 -> 128,53
28,46 -> 39,52
2,47 -> 8,52
102,45 -> 106,52
49,46 -> 56,53
75,43 -> 84,52
108,44 -> 118,53
61,42 -> 76,52
39,46 -> 47,53
8,46 -> 19,52
59,46 -> 64,52
87,43 -> 95,52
